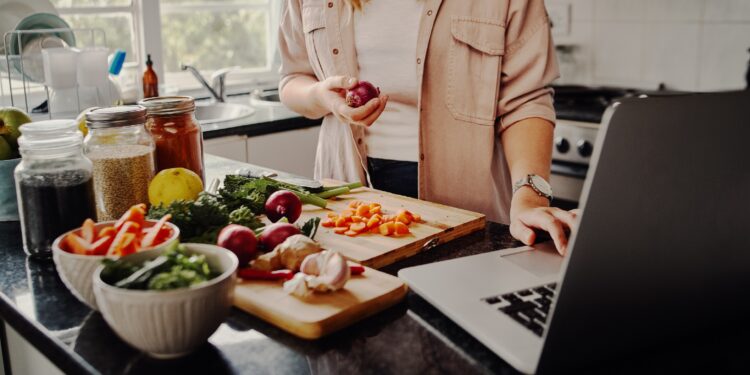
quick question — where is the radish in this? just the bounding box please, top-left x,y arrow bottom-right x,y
259,223 -> 300,252
217,224 -> 258,266
345,81 -> 380,108
265,190 -> 302,223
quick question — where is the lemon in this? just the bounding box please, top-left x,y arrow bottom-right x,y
148,168 -> 203,206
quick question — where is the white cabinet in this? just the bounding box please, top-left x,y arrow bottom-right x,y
203,135 -> 248,163
246,126 -> 320,178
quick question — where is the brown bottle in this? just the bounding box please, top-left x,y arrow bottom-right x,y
143,54 -> 159,98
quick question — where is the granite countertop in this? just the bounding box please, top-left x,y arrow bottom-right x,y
198,96 -> 321,140
1,155 -> 747,374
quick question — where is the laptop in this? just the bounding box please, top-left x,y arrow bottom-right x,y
398,91 -> 750,374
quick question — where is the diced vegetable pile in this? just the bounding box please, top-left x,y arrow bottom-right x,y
321,201 -> 421,237
60,204 -> 174,256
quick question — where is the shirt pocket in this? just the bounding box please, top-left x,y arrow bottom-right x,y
446,16 -> 506,126
302,5 -> 329,80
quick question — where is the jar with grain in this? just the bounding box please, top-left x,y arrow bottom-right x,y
15,120 -> 97,259
138,96 -> 205,183
84,106 -> 155,221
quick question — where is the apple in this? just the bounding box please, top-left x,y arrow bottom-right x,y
0,107 -> 32,159
217,224 -> 258,266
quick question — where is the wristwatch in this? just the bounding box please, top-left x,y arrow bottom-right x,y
513,174 -> 553,201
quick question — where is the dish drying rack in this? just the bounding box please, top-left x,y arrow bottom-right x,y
2,27 -> 109,119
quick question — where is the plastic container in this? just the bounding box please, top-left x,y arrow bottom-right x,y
84,106 -> 155,221
139,96 -> 204,182
14,120 -> 96,259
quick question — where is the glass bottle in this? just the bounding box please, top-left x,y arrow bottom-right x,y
14,120 -> 96,259
139,96 -> 205,183
143,54 -> 159,99
84,106 -> 155,221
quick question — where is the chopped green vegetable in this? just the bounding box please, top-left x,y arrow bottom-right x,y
315,187 -> 349,199
299,217 -> 321,239
147,192 -> 261,244
101,244 -> 219,291
220,175 -> 328,210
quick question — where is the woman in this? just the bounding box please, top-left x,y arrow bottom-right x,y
278,0 -> 577,254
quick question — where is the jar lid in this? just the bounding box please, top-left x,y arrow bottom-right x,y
18,120 -> 82,151
138,96 -> 195,116
85,105 -> 147,129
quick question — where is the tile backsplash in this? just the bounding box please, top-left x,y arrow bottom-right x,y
548,0 -> 750,91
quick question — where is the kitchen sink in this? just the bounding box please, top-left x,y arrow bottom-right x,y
194,102 -> 256,125
249,88 -> 285,107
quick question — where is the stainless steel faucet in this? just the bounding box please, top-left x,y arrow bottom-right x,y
180,63 -> 229,102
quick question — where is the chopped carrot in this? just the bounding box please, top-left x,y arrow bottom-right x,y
412,214 -> 422,222
340,209 -> 355,219
81,219 -> 96,243
350,222 -> 367,233
396,212 -> 411,225
327,212 -> 338,219
394,221 -> 410,236
351,215 -> 363,223
335,217 -> 349,227
333,227 -> 350,234
348,200 -> 362,208
344,230 -> 359,237
379,222 -> 395,236
366,215 -> 381,229
321,219 -> 335,227
356,204 -> 370,217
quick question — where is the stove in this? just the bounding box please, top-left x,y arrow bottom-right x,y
549,85 -> 684,204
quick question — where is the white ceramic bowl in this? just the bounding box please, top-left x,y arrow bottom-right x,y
52,220 -> 179,311
92,243 -> 238,359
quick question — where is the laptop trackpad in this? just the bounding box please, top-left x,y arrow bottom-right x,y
501,242 -> 564,279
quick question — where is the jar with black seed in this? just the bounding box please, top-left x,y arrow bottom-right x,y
14,120 -> 97,259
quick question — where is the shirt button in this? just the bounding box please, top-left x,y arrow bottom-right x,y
427,10 -> 433,16
328,2 -> 333,8
333,48 -> 339,55
416,58 -> 422,64
420,153 -> 425,161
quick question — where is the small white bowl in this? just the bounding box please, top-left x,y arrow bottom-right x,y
92,243 -> 238,359
52,220 -> 179,311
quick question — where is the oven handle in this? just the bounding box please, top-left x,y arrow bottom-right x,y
551,161 -> 588,179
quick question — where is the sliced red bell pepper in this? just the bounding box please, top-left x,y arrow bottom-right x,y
140,214 -> 172,248
237,269 -> 295,281
64,233 -> 90,255
114,205 -> 146,231
87,235 -> 113,256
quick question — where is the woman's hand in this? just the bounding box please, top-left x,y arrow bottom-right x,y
312,76 -> 388,127
510,189 -> 579,256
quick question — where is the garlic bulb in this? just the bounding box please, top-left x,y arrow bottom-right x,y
283,250 -> 351,296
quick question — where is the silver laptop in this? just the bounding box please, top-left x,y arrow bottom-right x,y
399,91 -> 750,374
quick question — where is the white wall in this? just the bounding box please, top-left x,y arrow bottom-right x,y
548,0 -> 750,91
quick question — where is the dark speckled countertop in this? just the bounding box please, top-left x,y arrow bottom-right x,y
1,156 -> 748,375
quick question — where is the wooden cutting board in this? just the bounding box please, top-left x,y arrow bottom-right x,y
233,264 -> 407,339
297,183 -> 486,269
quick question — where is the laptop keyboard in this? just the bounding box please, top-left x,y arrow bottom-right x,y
482,282 -> 557,337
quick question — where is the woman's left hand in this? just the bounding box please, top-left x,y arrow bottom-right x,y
510,190 -> 579,256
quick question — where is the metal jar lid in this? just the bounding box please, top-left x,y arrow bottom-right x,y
85,105 -> 147,129
138,96 -> 195,116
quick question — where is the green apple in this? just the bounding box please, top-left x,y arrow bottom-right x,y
0,107 -> 32,155
0,136 -> 11,160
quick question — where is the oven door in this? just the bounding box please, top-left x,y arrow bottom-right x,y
550,161 -> 588,211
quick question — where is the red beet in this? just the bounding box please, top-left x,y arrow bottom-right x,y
259,223 -> 301,252
345,81 -> 380,108
217,224 -> 258,266
265,190 -> 302,223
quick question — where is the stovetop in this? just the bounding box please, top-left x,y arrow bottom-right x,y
552,85 -> 685,124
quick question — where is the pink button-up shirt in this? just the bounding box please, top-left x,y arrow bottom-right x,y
279,0 -> 559,223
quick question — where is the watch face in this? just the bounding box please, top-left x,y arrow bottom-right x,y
530,175 -> 552,196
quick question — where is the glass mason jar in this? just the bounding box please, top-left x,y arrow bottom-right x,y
14,120 -> 97,259
138,96 -> 205,183
84,105 -> 156,221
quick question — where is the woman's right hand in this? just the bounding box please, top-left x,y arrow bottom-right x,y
312,76 -> 388,127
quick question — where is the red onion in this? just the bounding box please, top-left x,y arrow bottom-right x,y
265,190 -> 302,223
259,223 -> 301,252
345,81 -> 380,108
217,224 -> 258,266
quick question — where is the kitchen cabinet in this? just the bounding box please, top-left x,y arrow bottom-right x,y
203,135 -> 248,163
246,126 -> 319,178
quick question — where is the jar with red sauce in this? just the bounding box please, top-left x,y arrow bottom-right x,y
138,96 -> 204,182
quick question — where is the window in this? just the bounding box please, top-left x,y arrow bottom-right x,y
50,0 -> 281,95
160,0 -> 280,93
52,0 -> 139,63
